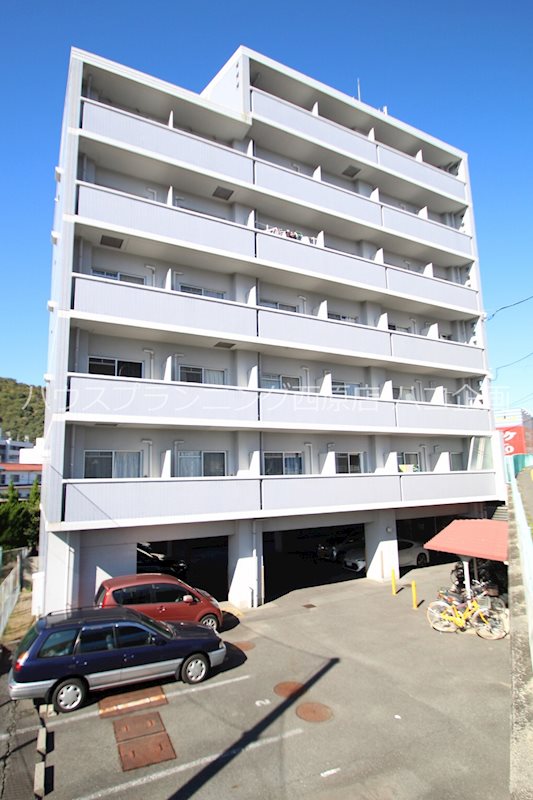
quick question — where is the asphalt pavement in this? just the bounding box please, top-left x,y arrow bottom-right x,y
9,560 -> 510,800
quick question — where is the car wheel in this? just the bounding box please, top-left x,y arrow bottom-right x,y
51,678 -> 86,713
416,552 -> 429,568
181,653 -> 209,684
199,614 -> 219,631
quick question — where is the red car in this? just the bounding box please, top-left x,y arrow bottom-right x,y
95,573 -> 223,630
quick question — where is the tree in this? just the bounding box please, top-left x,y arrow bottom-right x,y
25,477 -> 41,550
0,481 -> 32,549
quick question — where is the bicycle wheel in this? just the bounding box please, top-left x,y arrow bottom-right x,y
473,609 -> 507,640
490,597 -> 506,613
427,601 -> 456,633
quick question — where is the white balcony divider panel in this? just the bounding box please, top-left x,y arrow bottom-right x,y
251,90 -> 465,199
377,147 -> 466,200
258,309 -> 391,356
390,332 -> 485,370
77,184 -> 255,255
255,162 -> 382,226
252,90 -> 379,164
382,206 -> 471,254
395,402 -> 491,431
68,375 -> 259,422
385,268 -> 478,312
256,233 -> 387,288
262,474 -> 402,510
260,391 -> 396,428
63,477 -> 261,523
400,471 -> 497,502
73,276 -> 257,337
82,101 -> 254,183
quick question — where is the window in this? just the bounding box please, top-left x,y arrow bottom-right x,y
92,269 -> 145,285
332,381 -> 362,397
393,386 -> 416,401
115,625 -> 152,648
468,437 -> 492,471
39,629 -> 78,658
328,312 -> 358,324
88,357 -> 143,378
176,451 -> 226,477
263,452 -> 303,476
78,626 -> 115,653
153,584 -> 189,603
261,374 -> 301,391
179,365 -> 225,385
450,453 -> 464,471
179,283 -> 225,299
397,452 -> 420,472
84,451 -> 142,479
259,299 -> 298,313
335,453 -> 365,474
113,585 -> 152,605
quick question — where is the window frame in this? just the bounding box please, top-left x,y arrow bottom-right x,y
263,451 -> 303,476
83,450 -> 143,479
260,373 -> 301,391
179,365 -> 226,385
178,282 -> 225,300
175,450 -> 227,478
335,451 -> 366,474
91,268 -> 145,286
88,356 -> 144,379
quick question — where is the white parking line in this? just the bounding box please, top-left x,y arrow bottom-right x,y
0,723 -> 40,742
46,674 -> 251,728
72,727 -> 303,800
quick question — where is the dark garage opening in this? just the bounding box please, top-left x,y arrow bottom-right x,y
145,537 -> 229,602
263,524 -> 365,603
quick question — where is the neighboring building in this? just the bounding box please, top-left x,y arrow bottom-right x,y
39,47 -> 505,613
495,409 -> 533,456
0,464 -> 42,499
0,432 -> 33,464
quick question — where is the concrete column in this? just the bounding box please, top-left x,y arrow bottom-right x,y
320,371 -> 332,395
365,511 -> 399,582
227,520 -> 262,608
43,530 -> 81,612
78,538 -> 137,606
236,431 -> 260,476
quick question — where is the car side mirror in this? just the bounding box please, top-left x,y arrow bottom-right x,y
151,635 -> 165,645
183,594 -> 194,604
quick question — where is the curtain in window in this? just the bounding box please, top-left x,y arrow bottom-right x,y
284,453 -> 303,475
176,451 -> 202,477
204,369 -> 225,385
114,451 -> 141,478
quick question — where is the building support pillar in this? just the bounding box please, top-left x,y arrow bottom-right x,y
365,510 -> 399,582
228,520 -> 263,608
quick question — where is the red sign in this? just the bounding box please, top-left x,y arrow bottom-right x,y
499,425 -> 527,456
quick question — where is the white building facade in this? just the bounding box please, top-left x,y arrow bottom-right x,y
40,47 -> 505,613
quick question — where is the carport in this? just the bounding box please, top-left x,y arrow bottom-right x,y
424,519 -> 508,597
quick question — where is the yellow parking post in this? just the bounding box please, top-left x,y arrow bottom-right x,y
411,580 -> 417,609
391,569 -> 397,596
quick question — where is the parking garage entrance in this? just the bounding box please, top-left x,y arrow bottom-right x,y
263,524 -> 365,602
144,536 -> 229,602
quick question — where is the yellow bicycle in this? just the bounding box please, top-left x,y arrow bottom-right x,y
426,595 -> 507,640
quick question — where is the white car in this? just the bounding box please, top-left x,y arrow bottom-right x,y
343,539 -> 430,572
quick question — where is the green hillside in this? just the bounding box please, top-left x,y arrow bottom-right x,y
0,377 -> 45,444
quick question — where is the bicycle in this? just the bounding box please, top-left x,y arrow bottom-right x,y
438,582 -> 506,613
427,595 -> 507,640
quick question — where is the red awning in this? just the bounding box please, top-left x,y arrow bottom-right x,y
424,519 -> 508,562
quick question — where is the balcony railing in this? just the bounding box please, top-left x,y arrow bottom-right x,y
251,89 -> 467,201
61,469 -> 498,526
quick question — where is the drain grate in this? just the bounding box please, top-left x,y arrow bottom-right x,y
99,686 -> 167,718
232,641 -> 256,651
113,712 -> 165,743
118,731 -> 176,771
296,702 -> 333,722
274,681 -> 304,698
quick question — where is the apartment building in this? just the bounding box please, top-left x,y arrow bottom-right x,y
39,46 -> 505,613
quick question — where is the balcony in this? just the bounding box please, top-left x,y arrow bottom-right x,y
390,332 -> 485,371
76,183 -> 256,256
81,100 -> 254,184
262,474 -> 402,511
72,275 -> 257,338
395,402 -> 490,432
382,206 -> 471,255
399,470 -> 497,502
251,90 -> 466,201
385,268 -> 478,313
260,391 -> 396,429
63,477 -> 261,524
67,375 -> 259,423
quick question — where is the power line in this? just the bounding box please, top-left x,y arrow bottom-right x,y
494,350 -> 533,379
487,293 -> 533,321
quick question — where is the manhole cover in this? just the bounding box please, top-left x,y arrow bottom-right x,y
113,712 -> 165,743
118,731 -> 176,771
99,686 -> 167,717
296,702 -> 333,722
274,681 -> 304,698
232,641 -> 256,651
302,603 -> 316,608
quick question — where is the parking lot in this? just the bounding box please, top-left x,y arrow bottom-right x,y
2,561 -> 510,800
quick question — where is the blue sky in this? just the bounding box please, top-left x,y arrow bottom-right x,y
2,0 -> 532,413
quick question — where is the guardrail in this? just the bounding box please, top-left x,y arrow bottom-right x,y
0,548 -> 27,636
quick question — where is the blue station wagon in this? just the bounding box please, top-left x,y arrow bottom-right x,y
8,607 -> 226,713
